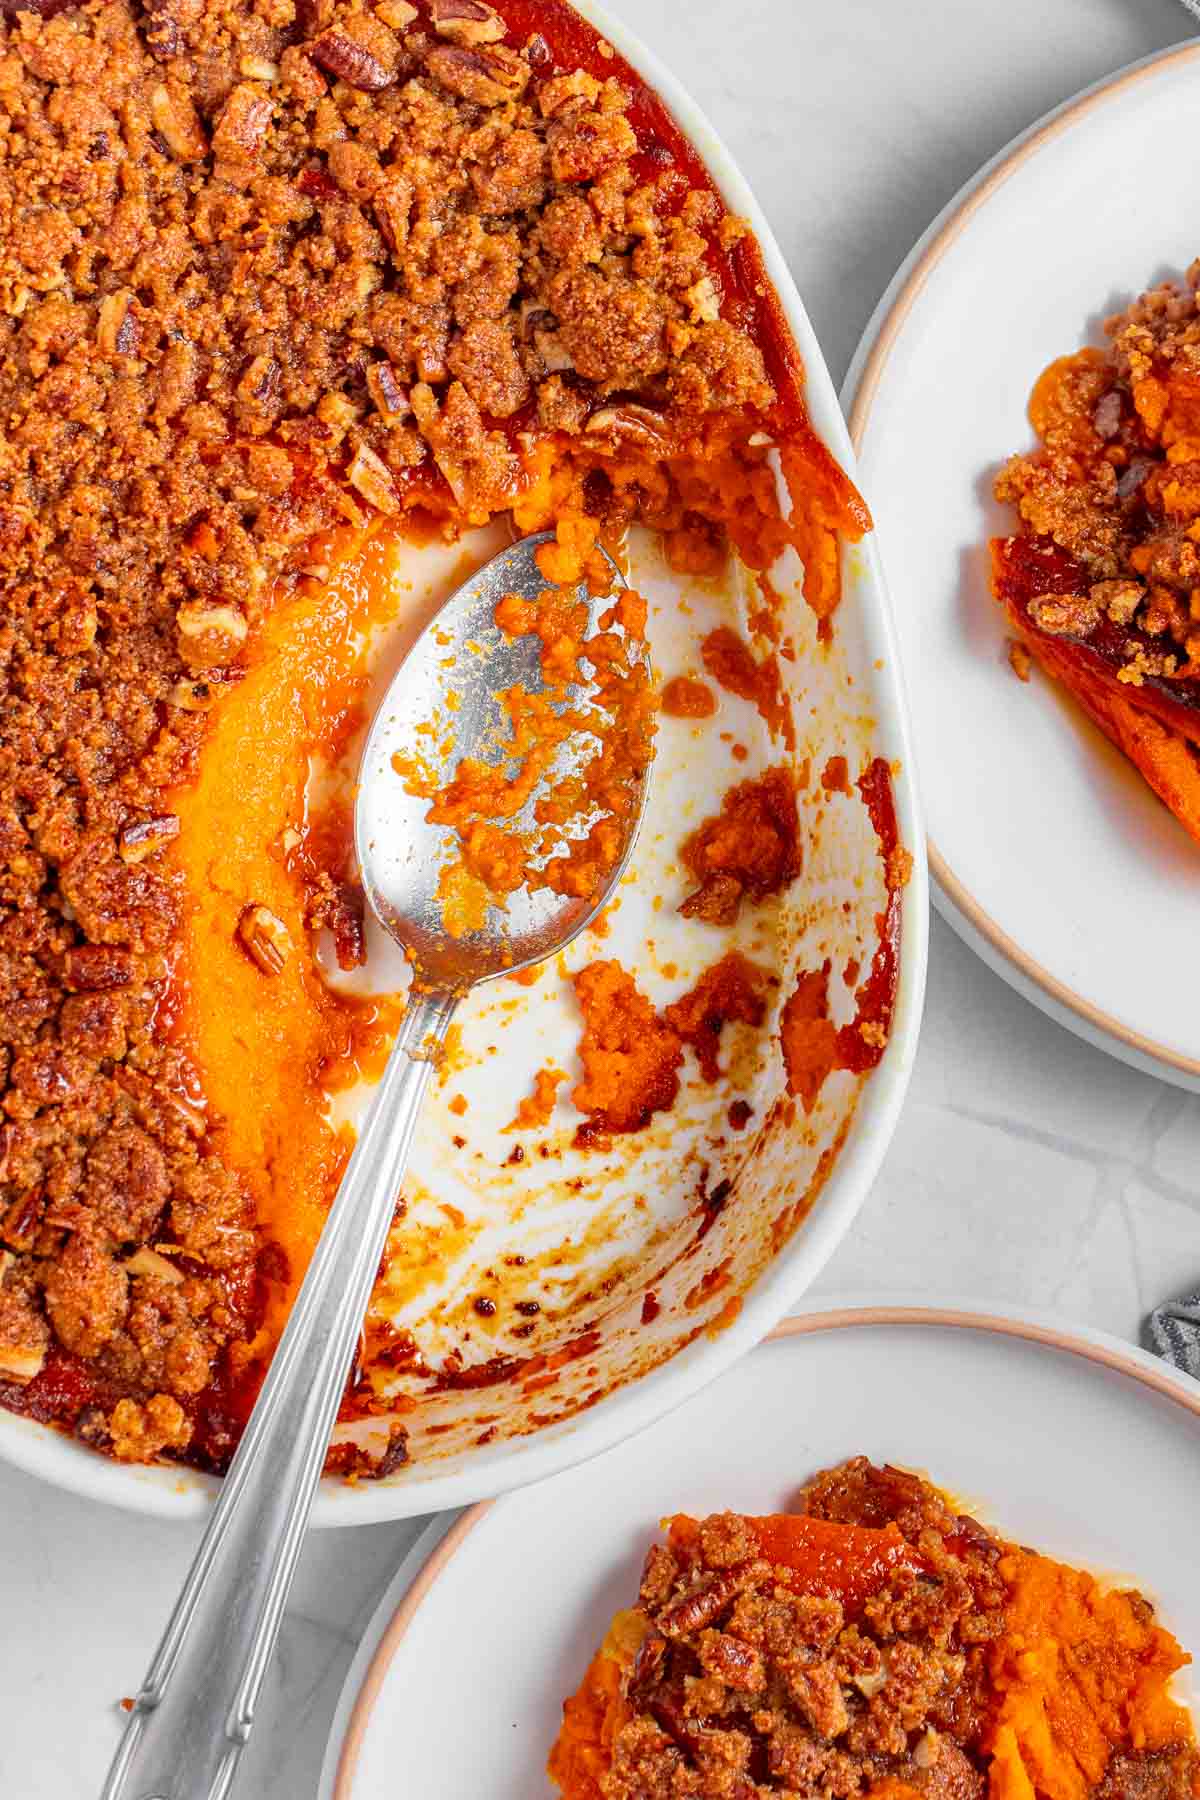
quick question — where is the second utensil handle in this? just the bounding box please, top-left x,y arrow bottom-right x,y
100,987 -> 457,1800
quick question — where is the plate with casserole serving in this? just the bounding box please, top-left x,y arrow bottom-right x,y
846,42 -> 1200,1089
321,1302 -> 1200,1799
0,0 -> 922,1521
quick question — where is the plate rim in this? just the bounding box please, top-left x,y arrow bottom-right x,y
844,38 -> 1200,1084
326,1300 -> 1200,1800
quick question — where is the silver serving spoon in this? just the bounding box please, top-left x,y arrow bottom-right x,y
102,527 -> 651,1800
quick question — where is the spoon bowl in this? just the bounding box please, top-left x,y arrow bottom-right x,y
356,527 -> 652,991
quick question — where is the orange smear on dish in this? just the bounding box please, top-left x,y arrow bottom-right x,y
661,675 -> 718,718
662,951 -> 769,1082
571,961 -> 683,1145
504,1066 -> 567,1133
679,765 -> 801,926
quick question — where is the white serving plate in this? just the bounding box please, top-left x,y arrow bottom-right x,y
322,1301 -> 1200,1798
845,42 -> 1200,1089
0,0 -> 924,1523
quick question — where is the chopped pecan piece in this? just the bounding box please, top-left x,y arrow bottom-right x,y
1007,638 -> 1032,682
781,1656 -> 850,1737
429,0 -> 505,44
237,905 -> 291,976
1,1189 -> 43,1253
1,1173 -> 42,1245
347,442 -> 401,514
373,172 -> 413,252
0,1264 -> 47,1384
239,53 -> 280,81
1027,591 -> 1101,637
586,403 -> 670,448
61,945 -> 135,993
426,42 -> 530,104
124,1245 -> 183,1285
176,601 -> 249,671
0,1342 -> 45,1384
212,83 -> 274,162
238,353 -> 282,413
698,1629 -> 766,1694
658,1570 -> 745,1638
150,82 -> 207,161
295,0 -> 334,30
367,359 -> 412,422
118,815 -> 181,865
375,0 -> 417,23
308,877 -> 367,970
310,30 -> 393,91
629,1628 -> 669,1698
140,0 -> 184,60
97,291 -> 138,359
325,1420 -> 410,1480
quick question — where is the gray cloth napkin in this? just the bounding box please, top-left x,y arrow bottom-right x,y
1143,1291 -> 1200,1383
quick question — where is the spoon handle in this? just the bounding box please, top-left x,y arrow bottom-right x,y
101,987 -> 457,1800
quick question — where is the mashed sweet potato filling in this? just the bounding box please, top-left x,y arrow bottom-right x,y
984,1551 -> 1195,1800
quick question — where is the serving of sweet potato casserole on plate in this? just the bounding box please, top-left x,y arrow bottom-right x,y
993,265 -> 1200,851
0,0 -> 920,1511
321,1311 -> 1200,1800
549,1458 -> 1200,1800
844,42 -> 1200,1088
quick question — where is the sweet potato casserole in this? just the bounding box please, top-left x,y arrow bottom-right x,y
0,0 -> 901,1473
549,1457 -> 1200,1800
994,262 -> 1200,843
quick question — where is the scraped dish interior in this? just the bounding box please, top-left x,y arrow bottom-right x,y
0,0 -> 922,1519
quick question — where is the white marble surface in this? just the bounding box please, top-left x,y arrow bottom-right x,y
6,1 -> 1200,1794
